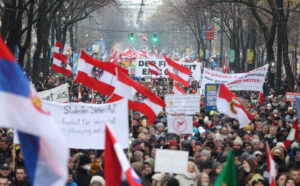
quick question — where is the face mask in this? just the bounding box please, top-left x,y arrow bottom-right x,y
201,183 -> 209,186
83,165 -> 91,171
245,167 -> 250,173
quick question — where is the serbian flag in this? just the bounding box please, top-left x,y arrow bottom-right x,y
0,37 -> 68,185
165,57 -> 191,87
104,124 -> 142,186
75,51 -> 127,96
107,69 -> 165,124
52,41 -> 72,76
216,84 -> 253,128
148,61 -> 161,76
266,143 -> 277,186
172,82 -> 185,95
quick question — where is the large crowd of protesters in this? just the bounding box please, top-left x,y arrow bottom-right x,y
0,72 -> 300,186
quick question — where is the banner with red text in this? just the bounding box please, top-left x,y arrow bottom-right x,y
201,64 -> 268,91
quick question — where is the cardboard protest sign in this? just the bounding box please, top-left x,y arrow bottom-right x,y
38,83 -> 69,103
167,116 -> 193,134
135,58 -> 201,81
14,100 -> 129,149
165,94 -> 200,115
155,149 -> 188,174
201,64 -> 268,91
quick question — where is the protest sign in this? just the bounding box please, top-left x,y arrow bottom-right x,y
167,116 -> 193,134
135,58 -> 201,81
15,100 -> 129,149
155,149 -> 188,174
201,64 -> 268,91
205,84 -> 220,111
38,83 -> 69,103
285,92 -> 300,102
165,94 -> 200,115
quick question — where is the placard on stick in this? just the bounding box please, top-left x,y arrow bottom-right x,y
155,149 -> 188,175
167,116 -> 193,134
165,94 -> 200,115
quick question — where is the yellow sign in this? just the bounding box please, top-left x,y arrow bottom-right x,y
247,49 -> 254,64
199,49 -> 204,58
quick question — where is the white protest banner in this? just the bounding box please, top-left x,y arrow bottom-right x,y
135,58 -> 201,81
41,99 -> 128,149
165,94 -> 200,115
38,83 -> 69,103
167,116 -> 193,134
155,149 -> 188,174
201,64 -> 269,91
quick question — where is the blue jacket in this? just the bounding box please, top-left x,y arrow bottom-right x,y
66,179 -> 78,186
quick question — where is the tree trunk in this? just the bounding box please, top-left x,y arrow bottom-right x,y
69,25 -> 75,50
282,23 -> 294,90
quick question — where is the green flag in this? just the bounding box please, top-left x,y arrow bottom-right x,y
213,150 -> 237,186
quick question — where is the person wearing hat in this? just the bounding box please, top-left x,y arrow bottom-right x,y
0,162 -> 15,185
90,175 -> 105,186
168,140 -> 178,150
250,173 -> 266,186
142,158 -> 155,186
155,122 -> 165,138
233,136 -> 244,157
152,173 -> 165,186
75,155 -> 91,186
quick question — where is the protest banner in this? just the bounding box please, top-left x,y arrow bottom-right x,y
135,58 -> 201,81
14,99 -> 129,149
285,92 -> 300,102
155,149 -> 188,175
38,83 -> 69,103
165,94 -> 200,115
205,84 -> 220,111
201,64 -> 268,91
167,116 -> 193,134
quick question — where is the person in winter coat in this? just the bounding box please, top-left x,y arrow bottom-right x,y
66,169 -> 78,186
142,158 -> 155,186
237,159 -> 258,186
75,155 -> 91,186
175,161 -> 199,186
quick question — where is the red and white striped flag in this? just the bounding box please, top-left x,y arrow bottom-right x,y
104,124 -> 142,186
223,60 -> 230,73
152,48 -> 158,57
139,50 -> 148,59
148,61 -> 161,76
165,57 -> 191,87
107,69 -> 165,124
75,50 -> 127,96
259,91 -> 265,106
266,143 -> 277,186
78,86 -> 82,102
216,84 -> 253,128
52,41 -> 72,76
121,47 -> 133,59
172,82 -> 185,95
109,51 -> 118,62
285,119 -> 299,149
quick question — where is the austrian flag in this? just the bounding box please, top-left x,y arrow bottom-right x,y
52,41 -> 72,76
75,51 -> 127,96
216,84 -> 253,128
148,61 -> 161,76
107,69 -> 165,124
172,82 -> 185,95
165,57 -> 191,87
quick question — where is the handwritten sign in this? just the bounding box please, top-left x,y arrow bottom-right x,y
38,83 -> 69,103
41,99 -> 129,149
155,149 -> 188,174
165,94 -> 200,115
135,58 -> 201,81
205,84 -> 220,111
167,116 -> 193,134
